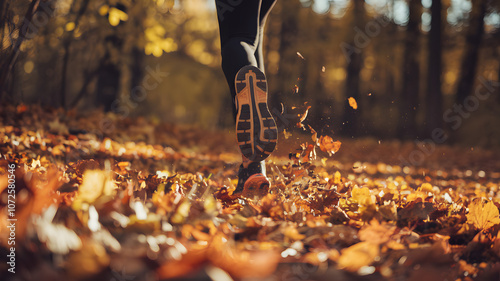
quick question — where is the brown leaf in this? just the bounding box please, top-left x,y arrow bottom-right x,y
359,220 -> 397,244
398,201 -> 436,222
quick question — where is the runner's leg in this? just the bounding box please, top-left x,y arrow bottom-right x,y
216,0 -> 262,108
255,0 -> 277,72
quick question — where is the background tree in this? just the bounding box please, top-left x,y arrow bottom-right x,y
425,0 -> 443,137
398,0 -> 422,139
455,0 -> 488,104
341,0 -> 366,137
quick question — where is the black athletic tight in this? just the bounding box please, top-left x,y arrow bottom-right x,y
215,0 -> 277,116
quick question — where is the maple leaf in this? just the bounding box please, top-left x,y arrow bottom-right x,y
466,199 -> 500,230
318,135 -> 341,156
348,97 -> 358,110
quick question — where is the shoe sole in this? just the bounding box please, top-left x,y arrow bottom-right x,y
235,66 -> 277,162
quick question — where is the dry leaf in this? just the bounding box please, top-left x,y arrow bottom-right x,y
73,170 -> 116,209
358,220 -> 397,244
348,97 -> 358,110
337,242 -> 379,271
318,135 -> 341,156
296,105 -> 311,128
466,199 -> 500,230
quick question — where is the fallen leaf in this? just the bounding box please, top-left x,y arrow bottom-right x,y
466,199 -> 500,230
337,242 -> 379,271
359,220 -> 397,244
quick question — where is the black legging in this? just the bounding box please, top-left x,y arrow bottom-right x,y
216,0 -> 277,115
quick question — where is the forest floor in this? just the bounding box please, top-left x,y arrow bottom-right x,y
1,104 -> 500,281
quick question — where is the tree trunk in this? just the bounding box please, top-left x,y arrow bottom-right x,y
59,0 -> 90,108
341,0 -> 365,137
95,35 -> 122,112
497,47 -> 500,104
455,0 -> 487,104
96,59 -> 121,112
0,0 -> 9,50
398,0 -> 421,139
425,0 -> 443,137
0,0 -> 41,98
270,0 -> 301,110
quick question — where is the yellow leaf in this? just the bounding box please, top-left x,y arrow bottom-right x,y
417,183 -> 433,193
108,13 -> 120,26
466,199 -> 500,230
351,187 -> 374,206
171,200 -> 191,224
333,171 -> 341,185
72,170 -> 116,209
108,7 -> 128,26
338,242 -> 379,271
348,97 -> 358,110
98,5 -> 109,16
65,22 -> 75,31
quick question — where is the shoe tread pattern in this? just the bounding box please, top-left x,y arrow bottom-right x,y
235,66 -> 277,162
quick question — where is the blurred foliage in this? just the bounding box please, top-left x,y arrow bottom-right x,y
1,0 -> 500,147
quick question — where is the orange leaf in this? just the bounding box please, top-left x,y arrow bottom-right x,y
348,97 -> 358,110
338,242 -> 379,271
318,135 -> 341,156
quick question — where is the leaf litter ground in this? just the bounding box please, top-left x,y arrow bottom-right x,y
1,104 -> 500,281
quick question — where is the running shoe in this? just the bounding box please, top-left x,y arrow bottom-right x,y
234,65 -> 278,162
233,161 -> 270,197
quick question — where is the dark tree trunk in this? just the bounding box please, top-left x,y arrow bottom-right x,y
0,0 -> 9,48
95,35 -> 122,112
0,0 -> 41,98
130,47 -> 145,95
455,0 -> 487,104
341,0 -> 365,137
270,0 -> 301,110
59,0 -> 90,108
425,0 -> 443,137
498,55 -> 500,104
96,59 -> 121,112
398,0 -> 421,139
